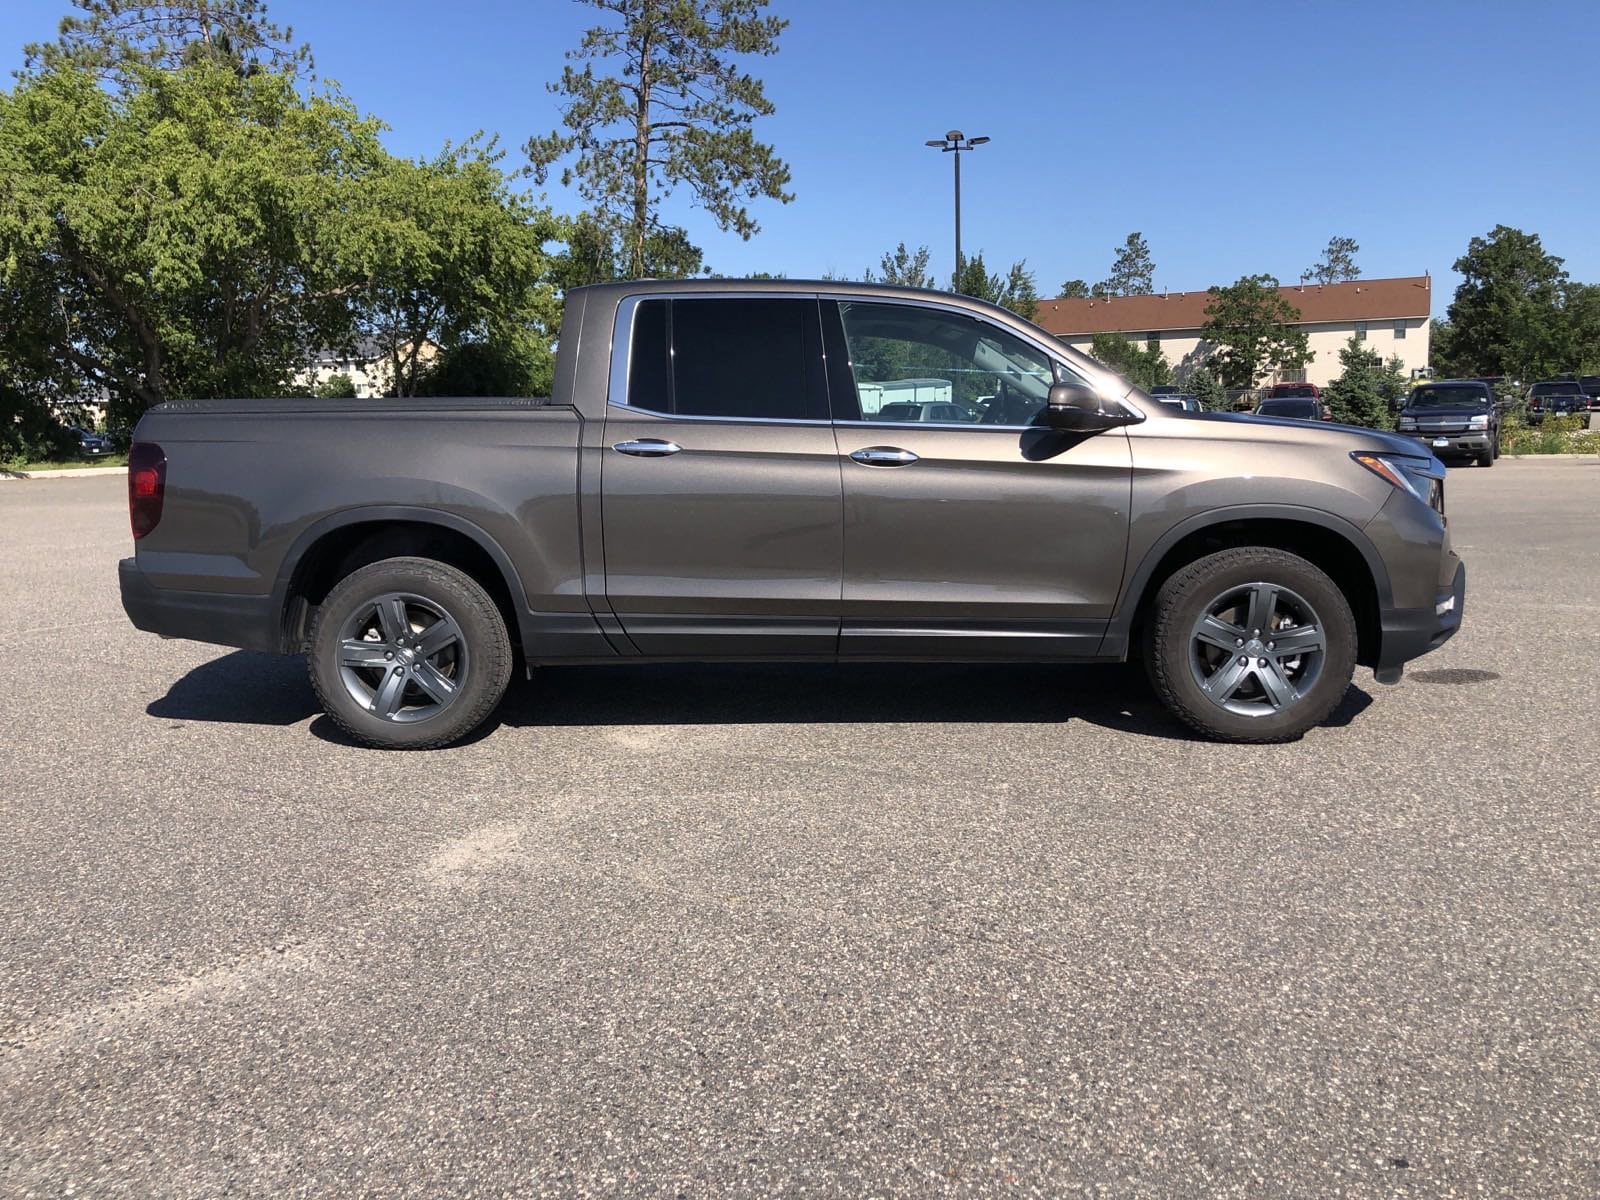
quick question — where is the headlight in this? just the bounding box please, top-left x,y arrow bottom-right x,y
1397,416 -> 1417,430
1352,451 -> 1446,512
1467,414 -> 1488,430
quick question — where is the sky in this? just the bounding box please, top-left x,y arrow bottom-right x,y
4,0 -> 1599,303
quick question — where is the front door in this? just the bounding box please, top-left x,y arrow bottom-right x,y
600,295 -> 843,656
822,298 -> 1132,658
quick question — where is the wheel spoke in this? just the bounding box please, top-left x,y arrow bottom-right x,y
1245,584 -> 1278,635
340,638 -> 389,669
416,615 -> 462,659
1204,655 -> 1251,701
376,596 -> 410,643
372,668 -> 407,717
409,661 -> 457,705
1272,624 -> 1324,656
1195,614 -> 1245,653
1255,658 -> 1298,709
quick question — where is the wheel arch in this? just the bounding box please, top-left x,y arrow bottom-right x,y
272,507 -> 532,654
1109,506 -> 1391,667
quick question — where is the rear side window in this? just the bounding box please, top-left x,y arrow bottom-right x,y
625,297 -> 825,420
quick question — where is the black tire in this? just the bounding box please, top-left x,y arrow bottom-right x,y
1476,447 -> 1494,467
1144,547 -> 1357,743
308,556 -> 512,750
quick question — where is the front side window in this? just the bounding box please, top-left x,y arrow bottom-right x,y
831,300 -> 1073,426
625,297 -> 825,420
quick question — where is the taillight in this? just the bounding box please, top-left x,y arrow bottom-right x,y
128,441 -> 166,539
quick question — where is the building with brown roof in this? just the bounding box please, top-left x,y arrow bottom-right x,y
1032,275 -> 1433,388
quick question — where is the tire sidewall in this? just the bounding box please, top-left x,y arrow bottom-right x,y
308,558 -> 511,749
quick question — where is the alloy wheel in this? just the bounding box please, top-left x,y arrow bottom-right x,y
336,592 -> 468,723
1187,581 -> 1325,717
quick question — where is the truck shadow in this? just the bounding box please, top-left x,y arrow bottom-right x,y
146,651 -> 1373,746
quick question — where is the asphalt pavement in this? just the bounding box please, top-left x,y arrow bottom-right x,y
2,461 -> 1597,1197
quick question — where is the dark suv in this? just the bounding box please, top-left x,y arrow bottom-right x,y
1396,380 -> 1500,466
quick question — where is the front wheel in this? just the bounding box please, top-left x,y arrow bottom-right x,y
1144,547 -> 1357,743
308,556 -> 513,750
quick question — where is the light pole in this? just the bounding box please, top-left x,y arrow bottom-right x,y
925,130 -> 989,290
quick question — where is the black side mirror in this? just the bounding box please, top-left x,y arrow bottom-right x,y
1044,382 -> 1132,432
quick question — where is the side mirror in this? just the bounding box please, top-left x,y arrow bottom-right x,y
1044,382 -> 1131,432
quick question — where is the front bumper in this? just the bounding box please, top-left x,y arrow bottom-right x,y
1376,558 -> 1465,670
1399,431 -> 1490,456
119,557 -> 281,652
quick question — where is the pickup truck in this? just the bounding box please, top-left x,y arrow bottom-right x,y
1395,379 -> 1501,466
120,279 -> 1466,749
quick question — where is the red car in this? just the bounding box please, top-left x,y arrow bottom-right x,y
1266,382 -> 1322,400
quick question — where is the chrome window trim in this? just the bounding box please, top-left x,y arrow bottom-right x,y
606,291 -> 829,425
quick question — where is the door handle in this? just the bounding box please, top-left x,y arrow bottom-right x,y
612,439 -> 682,458
850,446 -> 919,467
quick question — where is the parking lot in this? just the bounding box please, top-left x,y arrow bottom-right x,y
2,461 -> 1597,1196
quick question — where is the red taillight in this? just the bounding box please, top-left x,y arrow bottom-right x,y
128,441 -> 166,539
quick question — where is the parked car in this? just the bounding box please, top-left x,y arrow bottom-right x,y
1153,393 -> 1203,413
1255,397 -> 1333,422
875,400 -> 984,423
1395,380 -> 1500,466
1265,383 -> 1321,400
1577,376 -> 1600,411
120,279 -> 1465,749
1526,381 -> 1589,426
68,426 -> 116,458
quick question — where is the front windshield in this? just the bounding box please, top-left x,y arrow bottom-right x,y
1409,385 -> 1488,408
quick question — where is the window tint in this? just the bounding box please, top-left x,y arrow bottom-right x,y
627,299 -> 670,414
832,301 -> 1069,426
624,297 -> 824,420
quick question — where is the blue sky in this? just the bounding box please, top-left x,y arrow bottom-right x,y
4,0 -> 1598,302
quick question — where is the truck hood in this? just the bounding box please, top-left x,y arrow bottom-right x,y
1184,410 -> 1423,457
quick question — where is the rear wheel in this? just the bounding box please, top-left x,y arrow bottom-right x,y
1144,547 -> 1357,743
308,556 -> 512,750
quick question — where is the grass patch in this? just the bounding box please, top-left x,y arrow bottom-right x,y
1,453 -> 129,473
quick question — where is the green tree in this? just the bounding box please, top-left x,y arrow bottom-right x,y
0,61 -> 386,424
315,372 -> 357,399
342,135 -> 563,397
1186,365 -> 1227,411
1302,235 -> 1360,284
865,242 -> 935,290
1445,225 -> 1571,379
1428,317 -> 1457,376
1199,274 -> 1311,389
527,0 -> 793,280
549,210 -> 707,290
1092,232 -> 1154,298
1088,333 -> 1171,392
1323,336 -> 1399,429
22,0 -> 306,80
416,340 -> 550,397
954,252 -> 1039,320
1057,278 -> 1090,298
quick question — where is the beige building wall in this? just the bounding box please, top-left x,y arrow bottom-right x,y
1061,317 -> 1430,388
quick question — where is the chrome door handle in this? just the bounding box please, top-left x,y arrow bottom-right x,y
612,439 -> 682,457
849,446 -> 919,467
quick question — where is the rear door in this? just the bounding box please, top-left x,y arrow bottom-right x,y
599,294 -> 843,656
822,298 -> 1133,658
